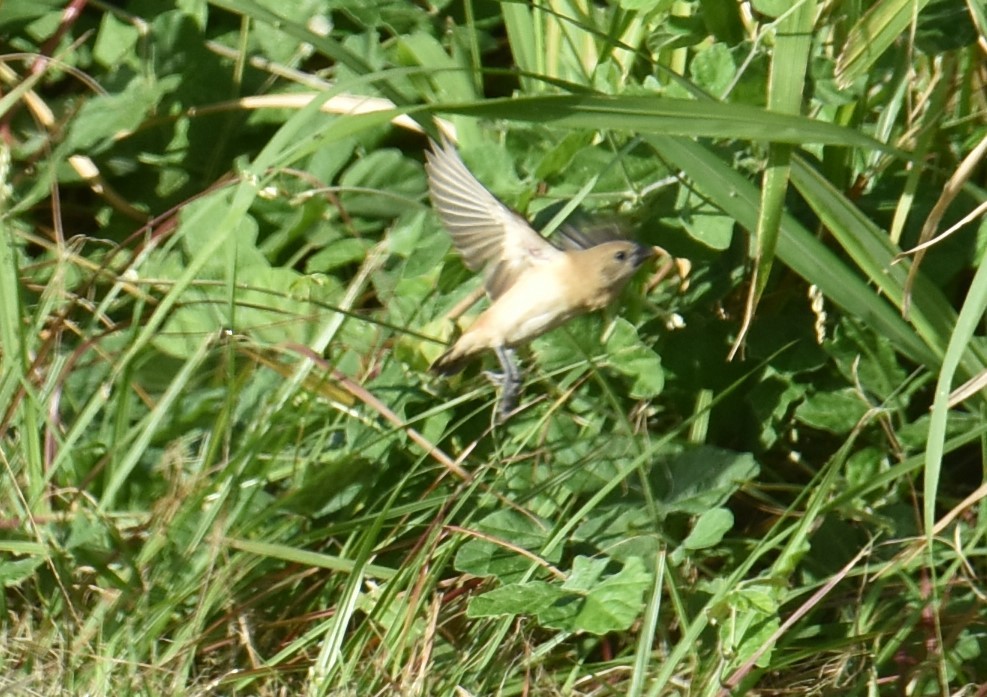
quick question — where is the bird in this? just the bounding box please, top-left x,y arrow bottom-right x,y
424,136 -> 653,418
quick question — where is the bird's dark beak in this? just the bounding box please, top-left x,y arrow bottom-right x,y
633,244 -> 656,267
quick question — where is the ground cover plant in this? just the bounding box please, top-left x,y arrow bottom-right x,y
2,0 -> 986,694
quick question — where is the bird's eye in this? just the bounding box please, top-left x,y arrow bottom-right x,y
614,250 -> 627,261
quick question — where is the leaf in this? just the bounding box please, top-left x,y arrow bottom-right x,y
395,32 -> 478,101
747,374 -> 808,448
65,77 -> 172,152
750,0 -> 793,16
828,318 -> 908,403
605,318 -> 665,399
541,556 -> 651,634
681,507 -> 734,550
454,510 -> 559,583
177,192 -> 266,272
0,0 -> 63,28
836,0 -> 933,88
654,446 -> 760,516
433,94 -> 892,150
93,12 -> 140,67
794,388 -> 869,434
689,42 -> 736,96
0,556 -> 47,588
679,205 -> 735,250
616,0 -> 669,10
252,0 -> 330,63
705,581 -> 784,669
466,556 -> 652,635
561,555 -> 609,591
307,237 -> 374,271
574,504 -> 662,562
340,149 -> 426,218
466,581 -> 562,617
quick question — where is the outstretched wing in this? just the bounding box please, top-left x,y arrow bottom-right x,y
425,137 -> 561,298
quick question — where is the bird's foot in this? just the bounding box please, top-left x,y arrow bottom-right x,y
496,375 -> 522,423
483,370 -> 524,421
483,370 -> 508,388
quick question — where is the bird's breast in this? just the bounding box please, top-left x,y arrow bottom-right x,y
471,260 -> 586,346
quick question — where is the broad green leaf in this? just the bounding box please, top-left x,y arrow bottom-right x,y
466,581 -> 561,617
561,556 -> 650,635
794,388 -> 870,434
93,12 -> 141,67
395,32 -> 478,101
689,42 -> 736,97
706,581 -> 783,669
339,149 -> 425,218
681,507 -> 734,550
469,556 -> 651,635
454,509 -> 558,582
65,77 -> 173,152
561,555 -> 608,591
0,556 -> 47,588
678,198 -> 735,250
605,318 -> 664,399
655,447 -> 760,516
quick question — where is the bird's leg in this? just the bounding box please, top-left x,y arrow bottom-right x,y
493,346 -> 521,421
482,347 -> 516,386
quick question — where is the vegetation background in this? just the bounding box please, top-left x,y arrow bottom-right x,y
2,0 -> 986,694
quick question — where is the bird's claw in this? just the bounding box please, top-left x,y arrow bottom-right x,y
483,370 -> 507,387
496,375 -> 522,423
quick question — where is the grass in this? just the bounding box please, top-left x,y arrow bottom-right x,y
2,0 -> 987,694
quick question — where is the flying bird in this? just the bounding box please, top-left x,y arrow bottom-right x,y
425,137 -> 653,419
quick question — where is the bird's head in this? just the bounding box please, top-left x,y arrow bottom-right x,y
573,240 -> 654,309
594,240 -> 654,282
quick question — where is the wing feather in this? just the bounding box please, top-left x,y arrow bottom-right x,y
425,137 -> 560,298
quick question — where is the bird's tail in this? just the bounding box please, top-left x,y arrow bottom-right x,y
430,345 -> 472,375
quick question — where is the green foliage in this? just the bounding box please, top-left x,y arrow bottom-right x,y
2,1 -> 987,695
467,555 -> 651,635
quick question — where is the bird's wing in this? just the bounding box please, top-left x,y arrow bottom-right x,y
425,137 -> 561,299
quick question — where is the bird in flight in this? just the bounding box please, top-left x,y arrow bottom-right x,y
425,136 -> 653,420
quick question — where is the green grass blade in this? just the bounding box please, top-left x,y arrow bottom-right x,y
644,134 -> 937,366
836,0 -> 932,87
740,0 -> 816,349
433,93 -> 896,149
923,255 -> 987,536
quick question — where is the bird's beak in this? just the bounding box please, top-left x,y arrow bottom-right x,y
633,244 -> 657,267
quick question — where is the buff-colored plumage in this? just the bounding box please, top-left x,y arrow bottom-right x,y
425,137 -> 652,376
